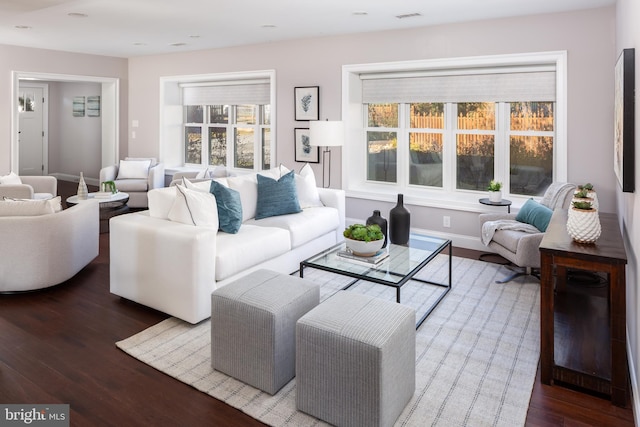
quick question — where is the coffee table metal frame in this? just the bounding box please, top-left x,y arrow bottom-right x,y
300,233 -> 452,328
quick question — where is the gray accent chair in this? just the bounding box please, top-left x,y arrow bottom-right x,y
0,175 -> 57,200
479,182 -> 576,282
99,157 -> 164,208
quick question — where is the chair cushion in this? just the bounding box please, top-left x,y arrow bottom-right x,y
256,170 -> 301,220
209,180 -> 242,234
516,198 -> 553,232
0,197 -> 60,216
0,172 -> 21,185
117,159 -> 151,179
113,179 -> 148,192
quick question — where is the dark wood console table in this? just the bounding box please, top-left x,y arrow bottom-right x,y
539,210 -> 628,406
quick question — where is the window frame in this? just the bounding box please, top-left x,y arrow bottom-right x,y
342,52 -> 567,211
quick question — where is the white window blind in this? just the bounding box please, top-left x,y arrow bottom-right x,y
362,68 -> 556,103
181,80 -> 270,105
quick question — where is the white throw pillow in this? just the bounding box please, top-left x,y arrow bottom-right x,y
280,164 -> 323,209
0,197 -> 55,216
168,184 -> 219,228
0,172 -> 22,185
195,168 -> 210,179
116,159 -> 151,179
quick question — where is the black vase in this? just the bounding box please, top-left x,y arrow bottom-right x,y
366,210 -> 388,248
389,194 -> 410,245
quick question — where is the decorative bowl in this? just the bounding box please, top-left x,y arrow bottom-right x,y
345,237 -> 385,257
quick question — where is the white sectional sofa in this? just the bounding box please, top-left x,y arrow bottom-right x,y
109,166 -> 345,324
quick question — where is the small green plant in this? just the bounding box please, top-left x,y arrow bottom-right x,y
572,200 -> 593,210
343,224 -> 383,242
574,189 -> 589,199
487,180 -> 502,191
582,182 -> 594,191
101,180 -> 117,194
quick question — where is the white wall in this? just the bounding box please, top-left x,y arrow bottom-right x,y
128,7 -> 616,245
0,44 -> 128,176
616,0 -> 640,419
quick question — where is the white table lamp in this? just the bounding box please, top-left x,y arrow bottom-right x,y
309,119 -> 344,188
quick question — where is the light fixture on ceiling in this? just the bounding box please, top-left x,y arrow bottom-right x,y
396,12 -> 422,19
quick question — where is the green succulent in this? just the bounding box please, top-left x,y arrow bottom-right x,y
572,200 -> 593,210
343,224 -> 383,242
574,189 -> 589,198
487,180 -> 502,191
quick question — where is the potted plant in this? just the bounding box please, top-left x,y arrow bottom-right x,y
567,200 -> 601,244
576,182 -> 598,210
487,180 -> 502,202
343,224 -> 385,256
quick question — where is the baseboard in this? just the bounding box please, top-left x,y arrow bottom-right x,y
345,217 -> 488,252
50,172 -> 100,187
627,329 -> 639,426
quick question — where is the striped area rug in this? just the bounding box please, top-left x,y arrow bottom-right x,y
116,256 -> 540,426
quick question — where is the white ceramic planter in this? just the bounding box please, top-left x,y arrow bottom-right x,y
566,207 -> 601,244
345,237 -> 385,257
488,190 -> 502,203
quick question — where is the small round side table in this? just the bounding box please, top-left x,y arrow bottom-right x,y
478,198 -> 512,213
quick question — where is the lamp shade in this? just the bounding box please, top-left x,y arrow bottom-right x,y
309,120 -> 344,147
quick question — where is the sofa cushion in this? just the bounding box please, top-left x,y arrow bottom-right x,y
215,224 -> 291,281
516,198 -> 552,232
280,164 -> 323,209
113,178 -> 148,192
117,159 -> 151,179
0,197 -> 57,216
168,185 -> 219,228
490,229 -> 525,253
209,180 -> 242,234
245,206 -> 339,248
226,168 -> 280,222
256,170 -> 301,220
0,172 -> 21,185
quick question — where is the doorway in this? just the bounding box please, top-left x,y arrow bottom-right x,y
18,83 -> 48,176
10,71 -> 119,179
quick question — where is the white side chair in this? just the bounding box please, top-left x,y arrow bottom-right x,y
0,173 -> 57,200
99,157 -> 164,208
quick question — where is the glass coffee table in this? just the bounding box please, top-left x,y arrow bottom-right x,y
300,233 -> 452,328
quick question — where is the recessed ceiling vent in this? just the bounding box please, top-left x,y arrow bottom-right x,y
396,12 -> 422,19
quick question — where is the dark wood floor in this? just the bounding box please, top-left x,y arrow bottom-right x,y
0,181 -> 634,426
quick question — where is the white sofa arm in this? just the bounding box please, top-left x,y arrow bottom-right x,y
20,176 -> 57,196
0,184 -> 34,199
318,187 -> 346,241
109,212 -> 218,324
148,163 -> 165,190
100,165 -> 118,182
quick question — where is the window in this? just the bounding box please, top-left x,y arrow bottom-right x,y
344,52 -> 567,208
178,75 -> 273,172
183,104 -> 271,170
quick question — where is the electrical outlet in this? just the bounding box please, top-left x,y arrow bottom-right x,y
443,216 -> 451,228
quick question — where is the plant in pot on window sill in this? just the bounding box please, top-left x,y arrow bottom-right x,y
487,180 -> 502,203
566,200 -> 601,244
343,224 -> 385,257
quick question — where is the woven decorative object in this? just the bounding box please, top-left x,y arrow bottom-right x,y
567,207 -> 601,244
77,172 -> 89,200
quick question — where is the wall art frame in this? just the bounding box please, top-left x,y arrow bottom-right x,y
294,86 -> 319,121
87,95 -> 101,117
614,48 -> 635,193
72,96 -> 85,117
294,128 -> 319,163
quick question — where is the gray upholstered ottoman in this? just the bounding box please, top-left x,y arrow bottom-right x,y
211,269 -> 319,395
296,291 -> 416,427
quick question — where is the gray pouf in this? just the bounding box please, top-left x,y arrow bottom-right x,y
211,269 -> 320,395
296,291 -> 416,427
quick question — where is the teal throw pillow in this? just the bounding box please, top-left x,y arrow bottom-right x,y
515,198 -> 553,232
209,180 -> 242,233
255,170 -> 302,220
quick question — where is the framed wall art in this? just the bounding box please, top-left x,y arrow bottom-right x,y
72,96 -> 85,117
294,128 -> 319,163
294,86 -> 319,121
614,48 -> 635,193
87,95 -> 101,117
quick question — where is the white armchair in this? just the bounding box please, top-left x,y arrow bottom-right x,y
100,158 -> 164,208
0,174 -> 57,200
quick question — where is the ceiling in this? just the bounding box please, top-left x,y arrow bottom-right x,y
0,0 -> 616,58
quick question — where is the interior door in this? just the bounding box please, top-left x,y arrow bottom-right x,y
18,86 -> 45,175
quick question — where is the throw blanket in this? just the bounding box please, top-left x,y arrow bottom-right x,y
482,219 -> 539,246
540,182 -> 576,210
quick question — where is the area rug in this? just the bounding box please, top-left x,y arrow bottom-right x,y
116,256 -> 540,426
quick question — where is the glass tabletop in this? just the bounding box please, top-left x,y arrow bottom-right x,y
301,233 -> 451,286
